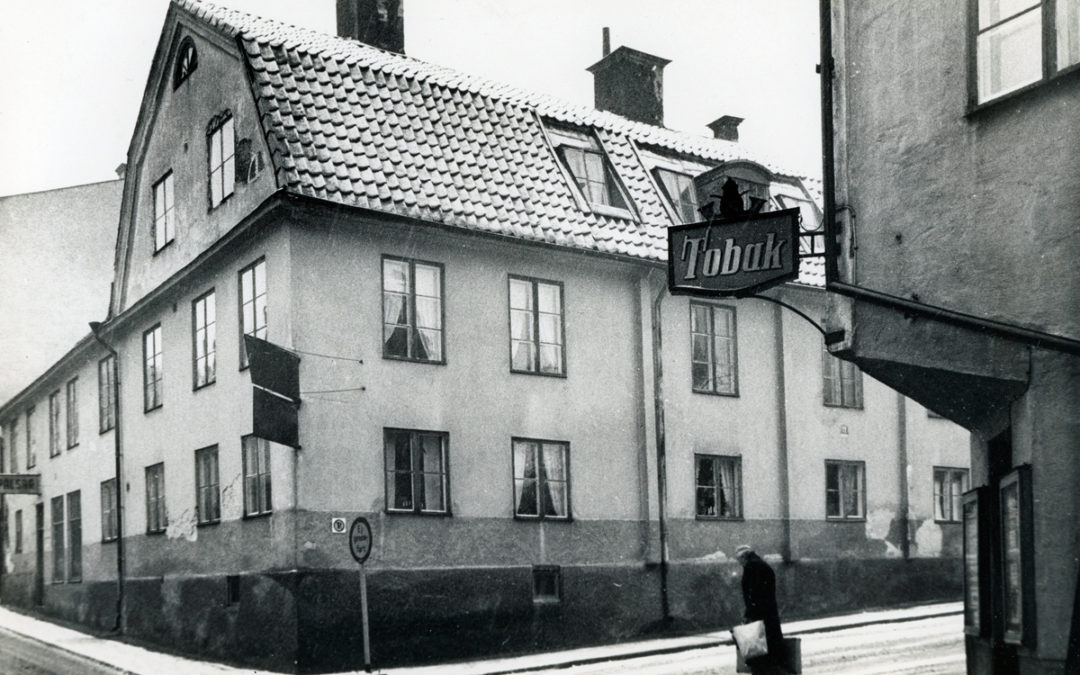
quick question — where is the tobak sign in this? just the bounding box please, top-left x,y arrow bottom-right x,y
0,474 -> 42,495
668,208 -> 800,297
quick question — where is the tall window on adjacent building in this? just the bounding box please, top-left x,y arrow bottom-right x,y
143,324 -> 163,412
823,350 -> 863,408
975,0 -> 1080,103
238,258 -> 267,369
65,378 -> 78,448
195,445 -> 220,525
66,491 -> 81,583
152,172 -> 175,252
825,460 -> 865,520
546,124 -> 632,214
98,356 -> 116,433
695,454 -> 743,519
24,407 -> 34,469
192,290 -> 216,389
382,257 -> 444,363
100,478 -> 118,542
208,113 -> 235,208
15,510 -> 23,554
6,419 -> 17,472
173,37 -> 198,89
653,168 -> 699,223
384,430 -> 449,515
934,467 -> 970,523
48,392 -> 61,458
690,303 -> 738,396
242,436 -> 272,517
51,495 -> 64,582
509,277 -> 565,375
513,438 -> 570,520
145,463 -> 167,534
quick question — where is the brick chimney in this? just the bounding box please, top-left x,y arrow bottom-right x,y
587,30 -> 670,127
707,115 -> 743,142
337,0 -> 405,54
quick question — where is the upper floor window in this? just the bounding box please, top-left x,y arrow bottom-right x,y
382,256 -> 444,363
826,460 -> 865,520
546,124 -> 632,215
48,391 -> 61,458
239,258 -> 267,369
384,429 -> 449,515
153,172 -> 175,252
242,436 -> 272,517
934,467 -> 970,522
5,419 -> 17,473
975,0 -> 1080,104
207,113 -> 235,208
653,168 -> 699,223
173,37 -> 198,89
192,290 -> 216,389
24,407 -> 34,469
65,377 -> 78,448
509,276 -> 565,376
690,303 -> 738,396
513,438 -> 570,521
98,356 -> 116,433
143,324 -> 163,412
145,463 -> 167,534
824,349 -> 863,409
695,454 -> 743,519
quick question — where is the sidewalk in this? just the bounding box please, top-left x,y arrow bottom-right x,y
0,601 -> 962,675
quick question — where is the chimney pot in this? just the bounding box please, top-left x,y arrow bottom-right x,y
337,0 -> 405,54
707,115 -> 744,142
602,27 -> 611,57
587,45 -> 671,127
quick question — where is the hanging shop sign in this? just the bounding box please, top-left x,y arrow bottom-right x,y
668,207 -> 800,297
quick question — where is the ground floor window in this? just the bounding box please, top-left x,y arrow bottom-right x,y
695,454 -> 742,519
513,438 -> 569,520
100,479 -> 118,542
934,467 -> 969,522
51,496 -> 64,582
145,463 -> 167,534
66,491 -> 81,583
384,429 -> 449,514
825,460 -> 865,520
195,445 -> 221,524
242,436 -> 272,517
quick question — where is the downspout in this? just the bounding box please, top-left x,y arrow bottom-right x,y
649,275 -> 671,621
819,0 -> 838,284
90,322 -> 124,633
772,304 -> 792,562
897,393 -> 910,559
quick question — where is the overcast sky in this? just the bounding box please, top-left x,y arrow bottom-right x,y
0,0 -> 822,198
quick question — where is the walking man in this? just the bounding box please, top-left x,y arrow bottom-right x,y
735,544 -> 786,673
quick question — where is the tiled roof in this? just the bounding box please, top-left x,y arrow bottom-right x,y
175,0 -> 824,284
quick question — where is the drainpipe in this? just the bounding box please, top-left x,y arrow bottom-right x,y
649,276 -> 671,621
772,304 -> 792,562
897,393 -> 910,559
89,321 -> 124,633
819,0 -> 838,284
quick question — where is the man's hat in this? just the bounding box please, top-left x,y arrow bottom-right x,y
734,544 -> 753,559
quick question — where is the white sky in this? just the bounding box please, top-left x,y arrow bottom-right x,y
0,0 -> 822,197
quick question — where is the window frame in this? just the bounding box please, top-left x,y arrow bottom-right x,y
143,324 -> 163,412
652,167 -> 700,224
238,257 -> 267,370
173,36 -> 198,89
66,490 -> 81,583
508,275 -> 567,377
383,428 -> 451,516
823,350 -> 863,409
98,355 -> 116,434
48,391 -> 61,458
933,466 -> 970,523
152,171 -> 175,253
825,459 -> 867,521
51,495 -> 65,583
195,445 -> 221,526
191,289 -> 217,390
24,407 -> 34,469
207,113 -> 236,209
381,255 -> 446,365
532,565 -> 562,605
145,463 -> 167,535
545,123 -> 636,219
511,437 -> 571,522
694,453 -> 744,521
242,435 -> 273,518
65,377 -> 78,449
689,302 -> 739,397
100,478 -> 118,543
14,509 -> 23,554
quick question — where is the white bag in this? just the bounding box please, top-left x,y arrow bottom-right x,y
731,620 -> 769,660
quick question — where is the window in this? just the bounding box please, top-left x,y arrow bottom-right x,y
690,303 -> 738,396
825,460 -> 865,520
100,479 -> 118,542
384,429 -> 449,514
533,565 -> 561,604
824,350 -> 863,408
98,356 -> 116,433
48,391 -> 61,458
654,168 -> 699,223
547,124 -> 632,214
192,290 -> 216,389
65,378 -> 78,448
382,257 -> 444,363
24,407 -> 34,469
695,454 -> 743,519
242,436 -> 272,517
974,0 -> 1080,104
152,172 -> 175,252
934,467 -> 970,522
513,438 -> 570,520
208,114 -> 235,208
173,37 -> 198,89
143,324 -> 163,412
238,258 -> 267,369
0,435 -> 4,475
67,491 -> 81,583
51,496 -> 65,582
145,463 -> 167,534
6,419 -> 17,472
509,277 -> 565,375
195,446 -> 220,524
15,510 -> 23,554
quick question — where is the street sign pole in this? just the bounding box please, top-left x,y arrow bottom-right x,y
348,516 -> 373,672
360,563 -> 371,672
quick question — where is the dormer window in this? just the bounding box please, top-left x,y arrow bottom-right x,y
653,168 -> 699,223
546,125 -> 633,216
207,113 -> 235,209
152,172 -> 175,252
173,38 -> 198,89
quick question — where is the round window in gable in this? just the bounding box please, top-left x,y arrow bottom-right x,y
173,37 -> 198,89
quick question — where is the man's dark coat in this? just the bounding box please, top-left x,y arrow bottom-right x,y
741,553 -> 784,660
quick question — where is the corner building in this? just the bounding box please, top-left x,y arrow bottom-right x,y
1,1 -> 969,670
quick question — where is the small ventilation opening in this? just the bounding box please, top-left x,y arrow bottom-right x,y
226,575 -> 240,605
532,565 -> 561,605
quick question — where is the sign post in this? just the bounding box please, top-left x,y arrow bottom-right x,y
349,517 -> 373,672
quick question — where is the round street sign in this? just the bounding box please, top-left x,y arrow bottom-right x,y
349,516 -> 373,564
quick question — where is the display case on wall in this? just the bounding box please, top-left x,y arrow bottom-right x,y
962,486 -> 990,637
1000,466 -> 1034,646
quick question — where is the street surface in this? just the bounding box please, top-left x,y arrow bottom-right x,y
516,614 -> 964,675
0,626 -> 120,675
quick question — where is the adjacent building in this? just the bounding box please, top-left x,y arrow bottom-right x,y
823,1 -> 1079,673
2,1 -> 970,670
